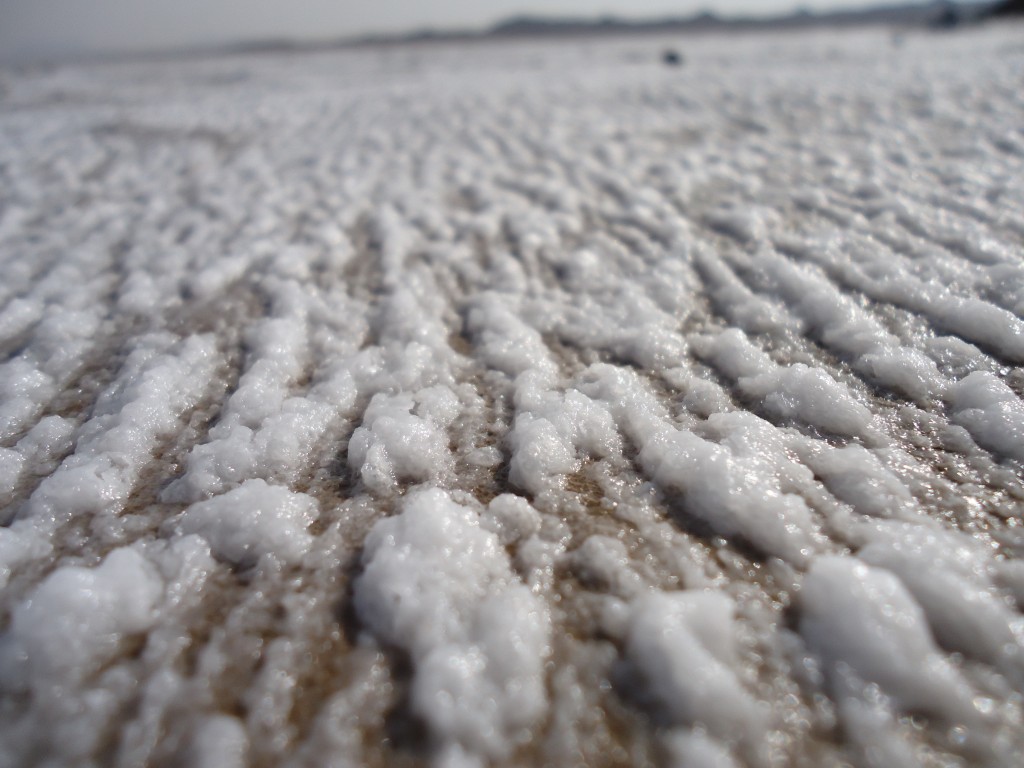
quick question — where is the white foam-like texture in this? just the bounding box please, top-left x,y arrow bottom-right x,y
859,522 -> 1024,681
0,547 -> 163,687
949,372 -> 1024,462
800,556 -> 976,723
2,23 -> 1024,767
178,479 -> 319,566
697,329 -> 872,435
626,591 -> 765,744
354,488 -> 551,761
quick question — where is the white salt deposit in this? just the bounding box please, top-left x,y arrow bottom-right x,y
479,493 -> 542,546
696,329 -> 872,435
801,444 -> 917,519
348,392 -> 455,494
663,730 -> 742,768
2,20 -> 1024,768
188,715 -> 250,768
800,556 -> 977,723
0,547 -> 163,686
354,488 -> 551,763
949,371 -> 1024,462
624,591 -> 766,745
858,522 -> 1024,681
177,479 -> 319,566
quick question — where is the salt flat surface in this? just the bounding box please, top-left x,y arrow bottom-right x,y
1,23 -> 1024,768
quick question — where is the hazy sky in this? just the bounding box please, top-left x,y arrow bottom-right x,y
0,1 -> 929,61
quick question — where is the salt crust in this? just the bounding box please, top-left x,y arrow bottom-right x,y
355,488 -> 551,764
1,23 -> 1023,768
178,479 -> 319,566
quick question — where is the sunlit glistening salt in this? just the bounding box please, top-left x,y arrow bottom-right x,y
1,21 -> 1024,768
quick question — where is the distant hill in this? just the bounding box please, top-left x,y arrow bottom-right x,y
343,1 -> 1003,48
478,2 -> 1004,39
989,0 -> 1024,14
